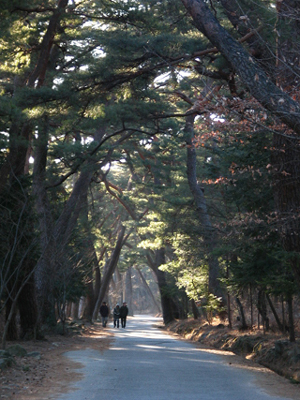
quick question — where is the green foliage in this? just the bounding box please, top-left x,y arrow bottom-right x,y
1,0 -> 299,329
204,293 -> 225,325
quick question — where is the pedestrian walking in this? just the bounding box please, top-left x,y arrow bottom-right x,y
113,303 -> 120,328
120,301 -> 129,328
99,301 -> 109,327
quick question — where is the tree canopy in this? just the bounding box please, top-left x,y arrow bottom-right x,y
1,0 -> 300,345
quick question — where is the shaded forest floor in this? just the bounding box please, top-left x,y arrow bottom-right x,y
164,318 -> 300,384
1,318 -> 300,399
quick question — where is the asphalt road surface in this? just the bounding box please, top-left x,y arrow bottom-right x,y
54,316 -> 295,400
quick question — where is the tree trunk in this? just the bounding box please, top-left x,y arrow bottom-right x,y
94,266 -> 101,301
1,175 -> 39,341
191,299 -> 200,320
181,0 -> 300,288
266,293 -> 284,332
136,268 -> 161,314
147,249 -> 176,324
1,0 -> 69,336
271,0 -> 300,288
18,273 -> 38,339
287,294 -> 296,342
92,225 -> 127,321
124,267 -> 133,316
81,194 -> 98,322
4,298 -> 18,342
83,279 -> 95,323
235,297 -> 248,329
180,0 -> 300,134
281,296 -> 286,333
116,268 -> 123,304
185,113 -> 224,300
219,0 -> 275,76
35,167 -> 94,324
227,264 -> 232,328
257,289 -> 269,332
250,286 -> 254,328
71,302 -> 79,320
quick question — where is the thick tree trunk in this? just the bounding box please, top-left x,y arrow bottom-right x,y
287,294 -> 295,342
35,167 -> 94,324
124,267 -> 133,316
180,0 -> 300,134
257,289 -> 270,332
185,113 -> 224,300
5,298 -> 18,342
81,195 -> 98,322
94,266 -> 101,301
18,273 -> 38,339
83,279 -> 95,322
71,302 -> 79,320
266,293 -> 284,332
219,0 -> 275,76
116,268 -> 123,304
147,249 -> 177,324
191,299 -> 200,320
235,297 -> 248,329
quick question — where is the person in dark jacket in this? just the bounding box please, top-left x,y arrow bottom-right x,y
99,301 -> 109,327
120,302 -> 129,328
113,304 -> 120,328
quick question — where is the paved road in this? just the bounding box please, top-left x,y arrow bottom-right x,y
54,316 -> 294,400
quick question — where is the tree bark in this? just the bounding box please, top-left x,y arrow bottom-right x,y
235,297 -> 248,329
0,0 -> 70,337
81,194 -> 99,322
35,167 -> 94,324
219,0 -> 275,76
266,293 -> 284,332
71,302 -> 79,320
185,113 -> 224,300
257,289 -> 270,332
4,298 -> 18,342
136,268 -> 161,314
191,299 -> 200,320
287,294 -> 295,342
94,265 -> 101,302
17,273 -> 38,339
271,0 -> 300,288
181,0 -> 300,290
124,267 -> 133,316
180,0 -> 300,134
147,249 -> 177,324
92,225 -> 127,321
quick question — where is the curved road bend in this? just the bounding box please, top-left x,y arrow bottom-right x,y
54,316 -> 297,400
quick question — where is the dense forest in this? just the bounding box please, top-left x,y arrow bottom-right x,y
1,0 -> 300,348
